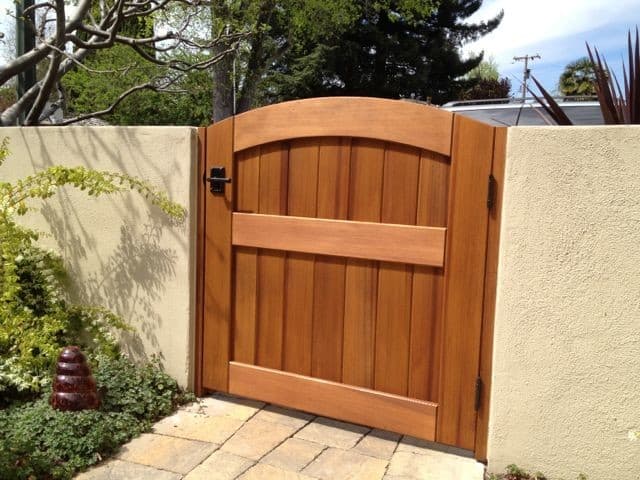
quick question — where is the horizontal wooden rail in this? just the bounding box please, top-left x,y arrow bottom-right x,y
232,214 -> 446,267
233,97 -> 454,155
229,362 -> 438,441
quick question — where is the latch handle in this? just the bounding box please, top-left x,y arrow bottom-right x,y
205,166 -> 232,194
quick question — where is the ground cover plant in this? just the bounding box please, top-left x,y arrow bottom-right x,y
487,464 -> 587,480
0,138 -> 193,478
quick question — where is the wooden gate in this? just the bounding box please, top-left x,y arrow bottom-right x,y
196,97 -> 505,459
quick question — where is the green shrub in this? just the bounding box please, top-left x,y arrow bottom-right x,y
0,355 -> 193,480
0,138 -> 186,400
93,354 -> 195,423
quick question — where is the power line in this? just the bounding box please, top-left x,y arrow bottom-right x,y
513,54 -> 541,102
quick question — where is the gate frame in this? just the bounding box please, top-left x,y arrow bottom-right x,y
195,98 -> 506,461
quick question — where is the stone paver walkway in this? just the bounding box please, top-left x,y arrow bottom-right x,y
76,394 -> 485,480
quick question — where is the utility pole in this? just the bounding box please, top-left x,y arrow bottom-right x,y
513,54 -> 541,102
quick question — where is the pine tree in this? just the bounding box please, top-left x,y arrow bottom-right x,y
262,0 -> 503,105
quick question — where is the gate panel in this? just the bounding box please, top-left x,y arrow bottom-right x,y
200,98 -> 502,453
409,151 -> 449,401
342,139 -> 384,389
233,147 -> 260,366
255,144 -> 288,370
201,118 -> 234,391
437,115 -> 496,449
282,139 -> 319,376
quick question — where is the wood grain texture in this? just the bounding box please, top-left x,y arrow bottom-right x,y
437,115 -> 495,450
255,144 -> 288,369
311,256 -> 346,382
233,148 -> 260,364
234,97 -> 454,155
194,127 -> 206,396
283,139 -> 319,375
474,127 -> 507,461
202,118 -> 234,392
374,145 -> 421,396
233,214 -> 446,267
229,362 -> 438,441
342,140 -> 384,388
408,151 -> 450,402
310,139 -> 350,382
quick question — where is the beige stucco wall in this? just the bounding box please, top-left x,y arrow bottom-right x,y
488,127 -> 640,480
1,127 -> 198,388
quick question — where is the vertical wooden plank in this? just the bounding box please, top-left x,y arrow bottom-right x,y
374,144 -> 420,396
475,127 -> 507,461
317,138 -> 351,220
256,143 -> 289,369
195,127 -> 207,396
310,138 -> 351,382
283,139 -> 319,375
233,147 -> 260,365
408,151 -> 450,402
202,118 -> 234,392
437,115 -> 495,450
342,139 -> 384,388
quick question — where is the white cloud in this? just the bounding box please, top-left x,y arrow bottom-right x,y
465,0 -> 640,65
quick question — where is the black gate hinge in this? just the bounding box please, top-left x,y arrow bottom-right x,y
474,376 -> 483,411
487,174 -> 497,210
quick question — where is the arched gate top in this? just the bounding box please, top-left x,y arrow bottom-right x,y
233,97 -> 454,156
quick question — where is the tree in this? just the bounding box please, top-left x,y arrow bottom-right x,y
257,0 -> 503,107
455,55 -> 511,101
465,55 -> 500,81
0,0 -> 245,126
558,57 -> 596,97
210,0 -> 363,121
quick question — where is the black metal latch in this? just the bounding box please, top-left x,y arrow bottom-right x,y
205,166 -> 232,194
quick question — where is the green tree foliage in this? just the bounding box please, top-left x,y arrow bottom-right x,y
457,77 -> 511,101
62,46 -> 213,126
558,57 -> 596,97
255,0 -> 503,107
465,56 -> 500,81
211,0 -> 363,120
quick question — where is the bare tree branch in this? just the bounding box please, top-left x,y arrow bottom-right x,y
25,0 -> 67,124
0,0 -> 246,125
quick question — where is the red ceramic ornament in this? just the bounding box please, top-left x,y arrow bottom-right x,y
50,346 -> 101,411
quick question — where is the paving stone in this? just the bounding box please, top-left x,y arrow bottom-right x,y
303,447 -> 388,480
395,436 -> 451,456
116,433 -> 217,474
183,450 -> 254,480
238,463 -> 318,480
262,437 -> 326,471
295,417 -> 369,449
75,459 -> 181,480
387,451 -> 485,480
352,429 -> 401,460
184,394 -> 265,420
153,410 -> 244,443
253,404 -> 315,429
221,418 -> 298,460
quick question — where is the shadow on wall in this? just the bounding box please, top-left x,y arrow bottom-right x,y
41,202 -> 179,362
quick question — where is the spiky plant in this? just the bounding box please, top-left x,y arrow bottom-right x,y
529,27 -> 640,125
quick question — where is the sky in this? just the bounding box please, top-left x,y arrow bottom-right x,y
1,0 -> 640,97
463,0 -> 640,96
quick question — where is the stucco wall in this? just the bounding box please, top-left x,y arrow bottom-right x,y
489,127 -> 640,480
1,127 -> 197,387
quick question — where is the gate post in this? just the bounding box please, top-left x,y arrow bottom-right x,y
201,118 -> 234,392
437,115 -> 495,450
